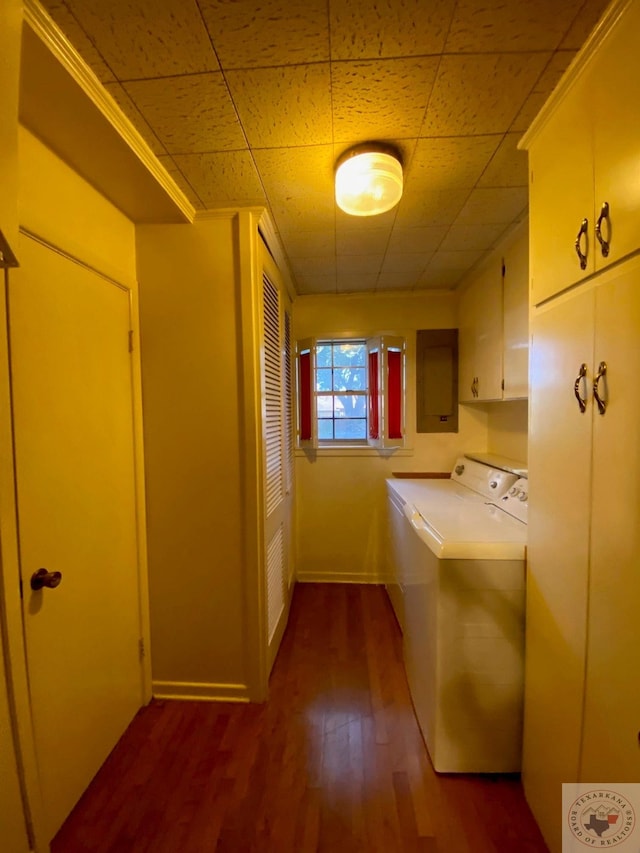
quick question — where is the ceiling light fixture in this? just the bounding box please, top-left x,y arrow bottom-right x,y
335,145 -> 403,217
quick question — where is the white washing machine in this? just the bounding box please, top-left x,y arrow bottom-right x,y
386,457 -> 528,773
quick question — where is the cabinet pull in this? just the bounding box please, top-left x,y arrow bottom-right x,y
593,361 -> 607,415
595,201 -> 610,258
574,218 -> 589,270
574,363 -> 588,413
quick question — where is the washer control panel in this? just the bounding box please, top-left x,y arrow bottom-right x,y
499,478 -> 529,523
450,457 -> 518,499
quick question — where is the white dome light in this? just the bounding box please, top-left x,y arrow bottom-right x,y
335,148 -> 403,217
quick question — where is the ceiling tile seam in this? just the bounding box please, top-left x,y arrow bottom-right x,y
327,0 -> 339,299
160,153 -> 207,209
414,45 -> 448,142
374,136 -> 420,293
505,50 -> 566,136
192,0 -> 278,224
108,50 -> 572,86
194,0 -> 225,71
425,184 -> 481,287
61,0 -> 120,86
473,132 -> 511,188
105,81 -> 169,158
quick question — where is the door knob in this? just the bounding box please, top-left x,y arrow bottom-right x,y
30,568 -> 63,591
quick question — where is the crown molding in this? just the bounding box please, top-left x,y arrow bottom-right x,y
23,0 -> 195,223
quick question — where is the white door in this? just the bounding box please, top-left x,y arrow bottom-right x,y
9,236 -> 144,841
261,247 -> 293,673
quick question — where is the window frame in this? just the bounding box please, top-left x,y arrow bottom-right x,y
296,334 -> 406,450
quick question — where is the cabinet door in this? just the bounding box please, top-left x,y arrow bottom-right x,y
592,0 -> 640,272
528,72 -> 594,306
502,229 -> 529,399
458,263 -> 503,402
524,288 -> 594,853
581,256 -> 640,781
458,279 -> 479,402
474,263 -> 503,401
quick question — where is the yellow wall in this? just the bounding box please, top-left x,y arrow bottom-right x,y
136,217 -> 250,699
486,399 -> 528,463
19,127 -> 137,284
293,290 -> 489,581
0,3 -> 35,850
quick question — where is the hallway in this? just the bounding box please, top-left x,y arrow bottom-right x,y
52,584 -> 548,852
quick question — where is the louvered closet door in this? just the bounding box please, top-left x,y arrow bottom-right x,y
262,269 -> 292,671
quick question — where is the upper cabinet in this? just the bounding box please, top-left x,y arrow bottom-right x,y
523,0 -> 640,306
458,261 -> 503,402
458,223 -> 529,402
502,230 -> 529,400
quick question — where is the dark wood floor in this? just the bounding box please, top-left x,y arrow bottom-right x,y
52,583 -> 548,852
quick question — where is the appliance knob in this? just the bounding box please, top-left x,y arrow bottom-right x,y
455,464 -> 464,475
489,480 -> 498,489
509,486 -> 518,496
518,492 -> 528,502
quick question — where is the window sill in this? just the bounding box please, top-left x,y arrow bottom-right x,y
295,446 -> 414,458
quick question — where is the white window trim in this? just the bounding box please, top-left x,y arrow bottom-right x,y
295,334 -> 408,453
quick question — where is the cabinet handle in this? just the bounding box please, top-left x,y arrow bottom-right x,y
593,361 -> 607,415
574,363 -> 588,413
595,201 -> 610,258
574,218 -> 589,270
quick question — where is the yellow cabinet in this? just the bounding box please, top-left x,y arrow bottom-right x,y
458,223 -> 529,402
580,257 -> 640,783
502,227 -> 529,400
526,73 -> 593,304
525,252 -> 640,852
524,286 -> 594,853
458,261 -> 503,402
523,0 -> 640,306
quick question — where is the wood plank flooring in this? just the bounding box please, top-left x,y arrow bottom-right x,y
52,583 -> 548,852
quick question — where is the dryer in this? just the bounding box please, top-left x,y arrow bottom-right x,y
386,458 -> 528,773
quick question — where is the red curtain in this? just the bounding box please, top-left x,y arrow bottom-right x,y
299,351 -> 312,441
387,350 -> 402,439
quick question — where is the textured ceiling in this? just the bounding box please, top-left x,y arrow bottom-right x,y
40,0 -> 610,295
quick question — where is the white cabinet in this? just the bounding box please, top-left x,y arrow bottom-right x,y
458,261 -> 503,402
502,229 -> 529,399
525,0 -> 640,306
522,4 -> 640,850
458,224 -> 529,402
580,258 -> 640,782
525,247 -> 640,853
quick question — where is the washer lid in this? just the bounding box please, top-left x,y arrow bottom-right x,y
407,501 -> 527,560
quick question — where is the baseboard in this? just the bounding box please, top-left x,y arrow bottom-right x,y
152,680 -> 251,703
295,571 -> 383,584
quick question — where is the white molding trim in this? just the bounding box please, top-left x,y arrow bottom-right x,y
152,681 -> 251,703
24,0 -> 195,223
296,572 -> 383,584
194,207 -> 263,222
519,0 -> 633,150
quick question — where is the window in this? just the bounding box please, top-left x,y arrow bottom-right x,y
296,335 -> 405,448
317,341 -> 367,440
